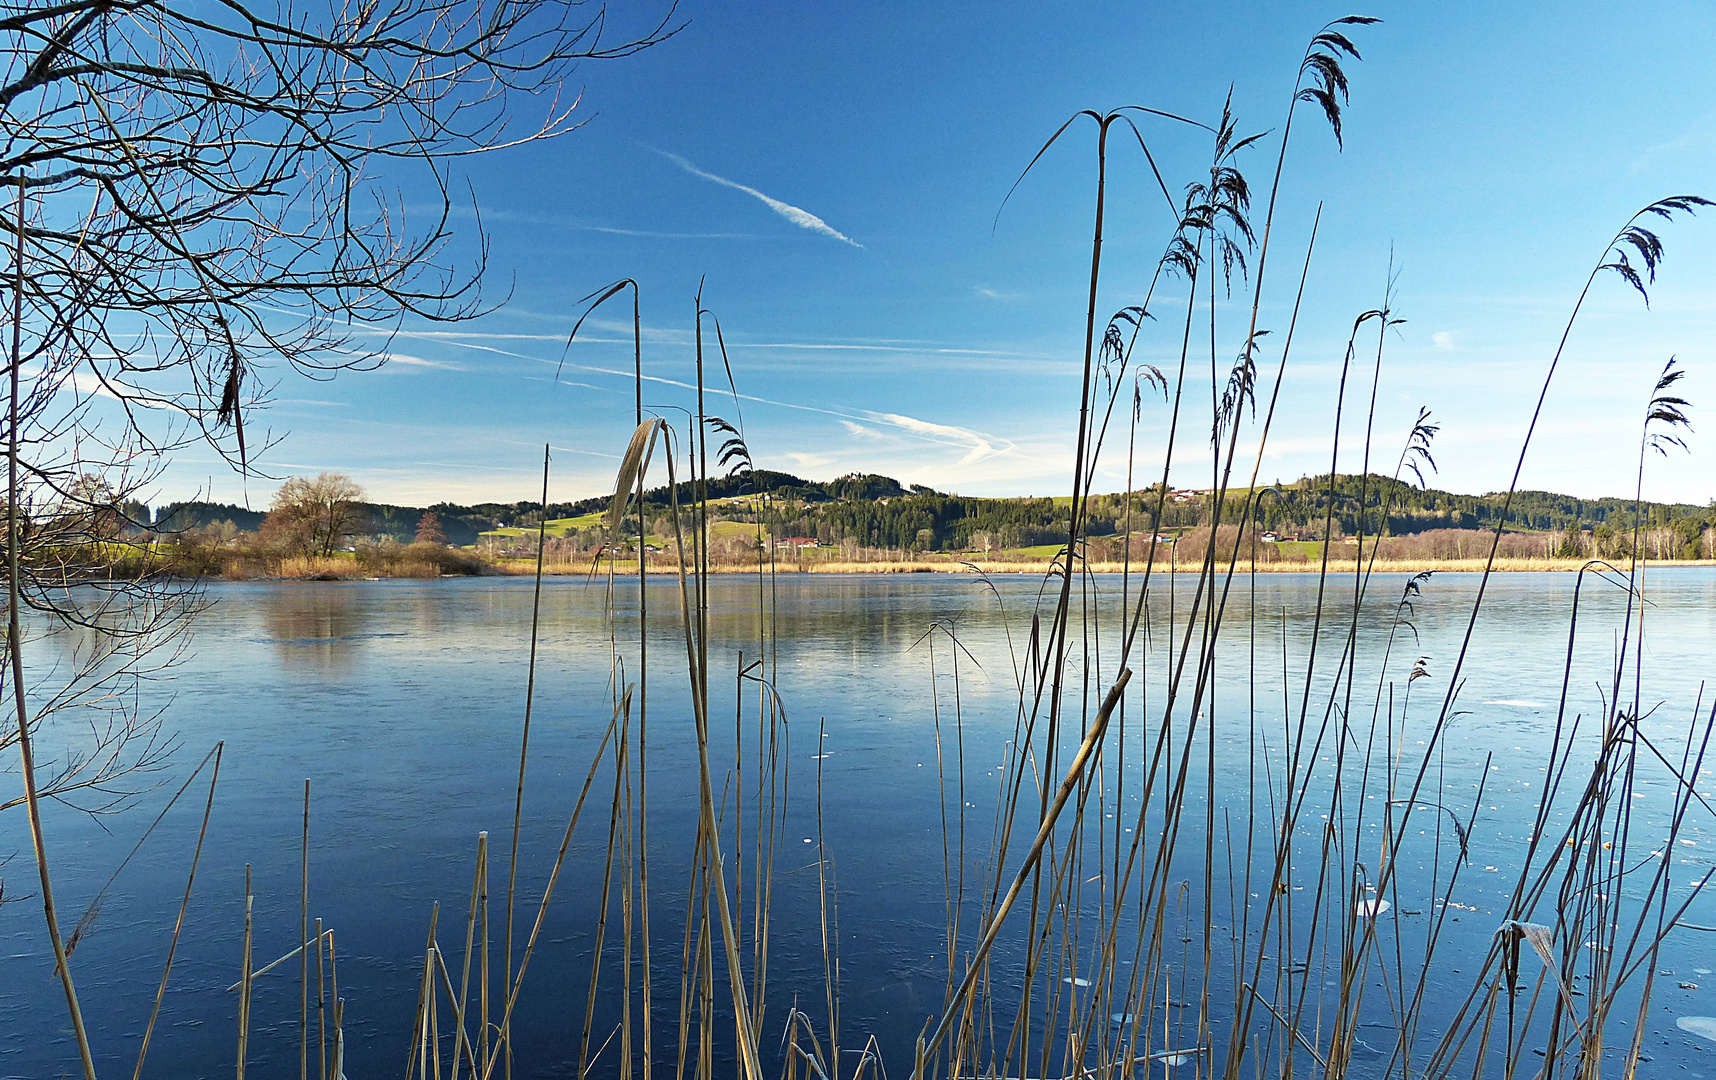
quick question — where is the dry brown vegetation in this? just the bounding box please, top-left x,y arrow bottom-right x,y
160,533 -> 486,580
484,521 -> 1715,577
12,12 -> 1716,1080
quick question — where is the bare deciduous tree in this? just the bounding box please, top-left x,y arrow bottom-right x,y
416,510 -> 447,545
264,472 -> 365,557
1,1 -> 672,1069
4,0 -> 675,469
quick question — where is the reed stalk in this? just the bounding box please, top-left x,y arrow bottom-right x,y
452,833 -> 485,1080
302,779 -> 311,1080
568,285 -> 654,1080
408,902 -> 441,1080
917,667 -> 1131,1073
40,24 -> 1716,1080
479,699 -> 621,1080
316,917 -> 328,1080
501,443 -> 551,1080
577,704 -> 629,1075
132,743 -> 224,1080
8,169 -> 97,1080
237,864 -> 253,1080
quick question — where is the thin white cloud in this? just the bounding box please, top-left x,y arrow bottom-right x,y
382,352 -> 465,371
1630,111 -> 1716,174
365,328 -> 1031,455
1431,331 -> 1455,350
522,378 -> 609,392
731,341 -> 1037,357
418,201 -> 771,240
352,322 -> 1058,363
786,451 -> 839,471
306,321 -> 1040,481
868,411 -> 1012,467
66,371 -> 123,402
656,150 -> 863,249
588,226 -> 762,240
544,447 -> 622,460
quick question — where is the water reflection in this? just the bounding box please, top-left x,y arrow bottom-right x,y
6,570 -> 1716,1079
259,582 -> 382,667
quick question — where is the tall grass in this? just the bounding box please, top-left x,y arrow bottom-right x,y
12,16 -> 1716,1080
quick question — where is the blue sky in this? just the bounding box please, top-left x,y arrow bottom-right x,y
161,1 -> 1716,511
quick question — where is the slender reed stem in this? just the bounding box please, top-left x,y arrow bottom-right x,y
8,177 -> 97,1080
133,744 -> 224,1080
302,778 -> 311,1080
917,668 -> 1131,1076
502,444 -> 551,1080
237,864 -> 253,1080
480,705 -> 621,1080
316,918 -> 328,1080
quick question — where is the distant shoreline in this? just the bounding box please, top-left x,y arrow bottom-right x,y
479,556 -> 1716,578
185,554 -> 1716,583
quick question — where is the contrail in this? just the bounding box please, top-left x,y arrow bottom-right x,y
657,150 -> 863,249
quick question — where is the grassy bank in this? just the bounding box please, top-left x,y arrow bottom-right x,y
166,540 -> 488,581
476,521 -> 1716,578
491,553 -> 1716,576
16,16 -> 1716,1080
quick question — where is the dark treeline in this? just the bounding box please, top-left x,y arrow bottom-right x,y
153,499 -> 545,547
559,469 -> 925,514
707,472 -> 1715,554
149,472 -> 929,547
1238,472 -> 1707,537
150,470 -> 1715,556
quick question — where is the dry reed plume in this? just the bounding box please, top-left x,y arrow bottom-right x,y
12,15 -> 1716,1080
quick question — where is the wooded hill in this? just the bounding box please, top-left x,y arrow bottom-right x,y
153,499 -> 526,547
149,470 -> 1714,555
584,470 -> 1713,553
148,472 -> 930,547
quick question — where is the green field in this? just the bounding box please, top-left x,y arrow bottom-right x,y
1003,544 -> 1067,560
479,500 -> 779,542
478,511 -> 605,543
480,515 -> 765,549
1272,540 -> 1327,560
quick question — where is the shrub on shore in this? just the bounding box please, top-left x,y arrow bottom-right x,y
157,530 -> 488,580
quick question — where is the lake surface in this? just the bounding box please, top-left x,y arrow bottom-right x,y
5,568 -> 1716,1078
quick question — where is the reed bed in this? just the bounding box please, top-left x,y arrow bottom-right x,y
11,16 -> 1716,1080
496,553 -> 1714,577
490,525 -> 1716,579
271,557 -> 365,581
467,17 -> 1716,1080
779,555 -> 1700,575
214,546 -> 488,580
